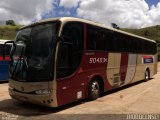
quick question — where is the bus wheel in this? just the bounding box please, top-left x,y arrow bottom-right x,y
88,80 -> 100,100
144,69 -> 150,81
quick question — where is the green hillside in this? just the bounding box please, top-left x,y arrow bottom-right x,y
0,25 -> 22,40
121,25 -> 160,42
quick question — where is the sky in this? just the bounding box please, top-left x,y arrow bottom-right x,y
0,0 -> 160,28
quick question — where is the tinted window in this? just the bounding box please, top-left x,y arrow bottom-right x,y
31,24 -> 55,57
12,23 -> 59,82
57,22 -> 84,78
86,24 -> 156,54
0,44 -> 12,55
86,25 -> 107,51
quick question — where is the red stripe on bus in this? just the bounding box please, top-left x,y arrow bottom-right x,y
143,56 -> 153,59
120,53 -> 128,83
0,56 -> 10,61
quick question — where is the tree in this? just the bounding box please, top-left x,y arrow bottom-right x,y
111,23 -> 120,29
6,20 -> 15,26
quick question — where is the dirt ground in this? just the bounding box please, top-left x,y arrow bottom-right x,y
0,63 -> 160,120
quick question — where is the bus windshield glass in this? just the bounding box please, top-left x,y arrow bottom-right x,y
11,22 -> 59,82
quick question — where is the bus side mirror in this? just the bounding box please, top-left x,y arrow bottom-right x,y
3,41 -> 16,60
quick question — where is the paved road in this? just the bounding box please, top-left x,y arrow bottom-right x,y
0,63 -> 160,120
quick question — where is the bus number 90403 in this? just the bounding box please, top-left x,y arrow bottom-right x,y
89,58 -> 108,64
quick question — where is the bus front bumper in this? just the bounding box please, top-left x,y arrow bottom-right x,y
9,87 -> 58,107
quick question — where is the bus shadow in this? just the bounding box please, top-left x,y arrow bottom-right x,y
0,99 -> 86,116
102,78 -> 153,97
0,79 -> 153,117
0,81 -> 8,84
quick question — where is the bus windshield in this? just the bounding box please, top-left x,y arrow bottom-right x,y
11,22 -> 59,82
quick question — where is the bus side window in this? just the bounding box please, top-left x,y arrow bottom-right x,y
86,25 -> 97,50
86,25 -> 107,51
0,44 -> 12,56
57,22 -> 84,78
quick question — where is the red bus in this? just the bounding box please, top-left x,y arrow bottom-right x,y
9,17 -> 157,107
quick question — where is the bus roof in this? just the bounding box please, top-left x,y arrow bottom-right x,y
21,17 -> 156,43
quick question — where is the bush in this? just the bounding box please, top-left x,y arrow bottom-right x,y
6,20 -> 15,26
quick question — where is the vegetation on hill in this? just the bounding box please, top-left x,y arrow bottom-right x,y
121,25 -> 160,43
0,25 -> 22,40
6,20 -> 16,26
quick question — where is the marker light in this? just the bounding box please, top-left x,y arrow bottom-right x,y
35,89 -> 53,95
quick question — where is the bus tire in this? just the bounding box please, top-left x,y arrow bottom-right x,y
88,79 -> 100,100
144,69 -> 150,81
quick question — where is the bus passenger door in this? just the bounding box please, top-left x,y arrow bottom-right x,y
56,22 -> 84,105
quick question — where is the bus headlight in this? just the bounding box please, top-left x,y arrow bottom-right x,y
35,89 -> 53,95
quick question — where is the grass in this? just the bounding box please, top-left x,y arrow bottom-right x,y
121,25 -> 160,42
0,25 -> 23,40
